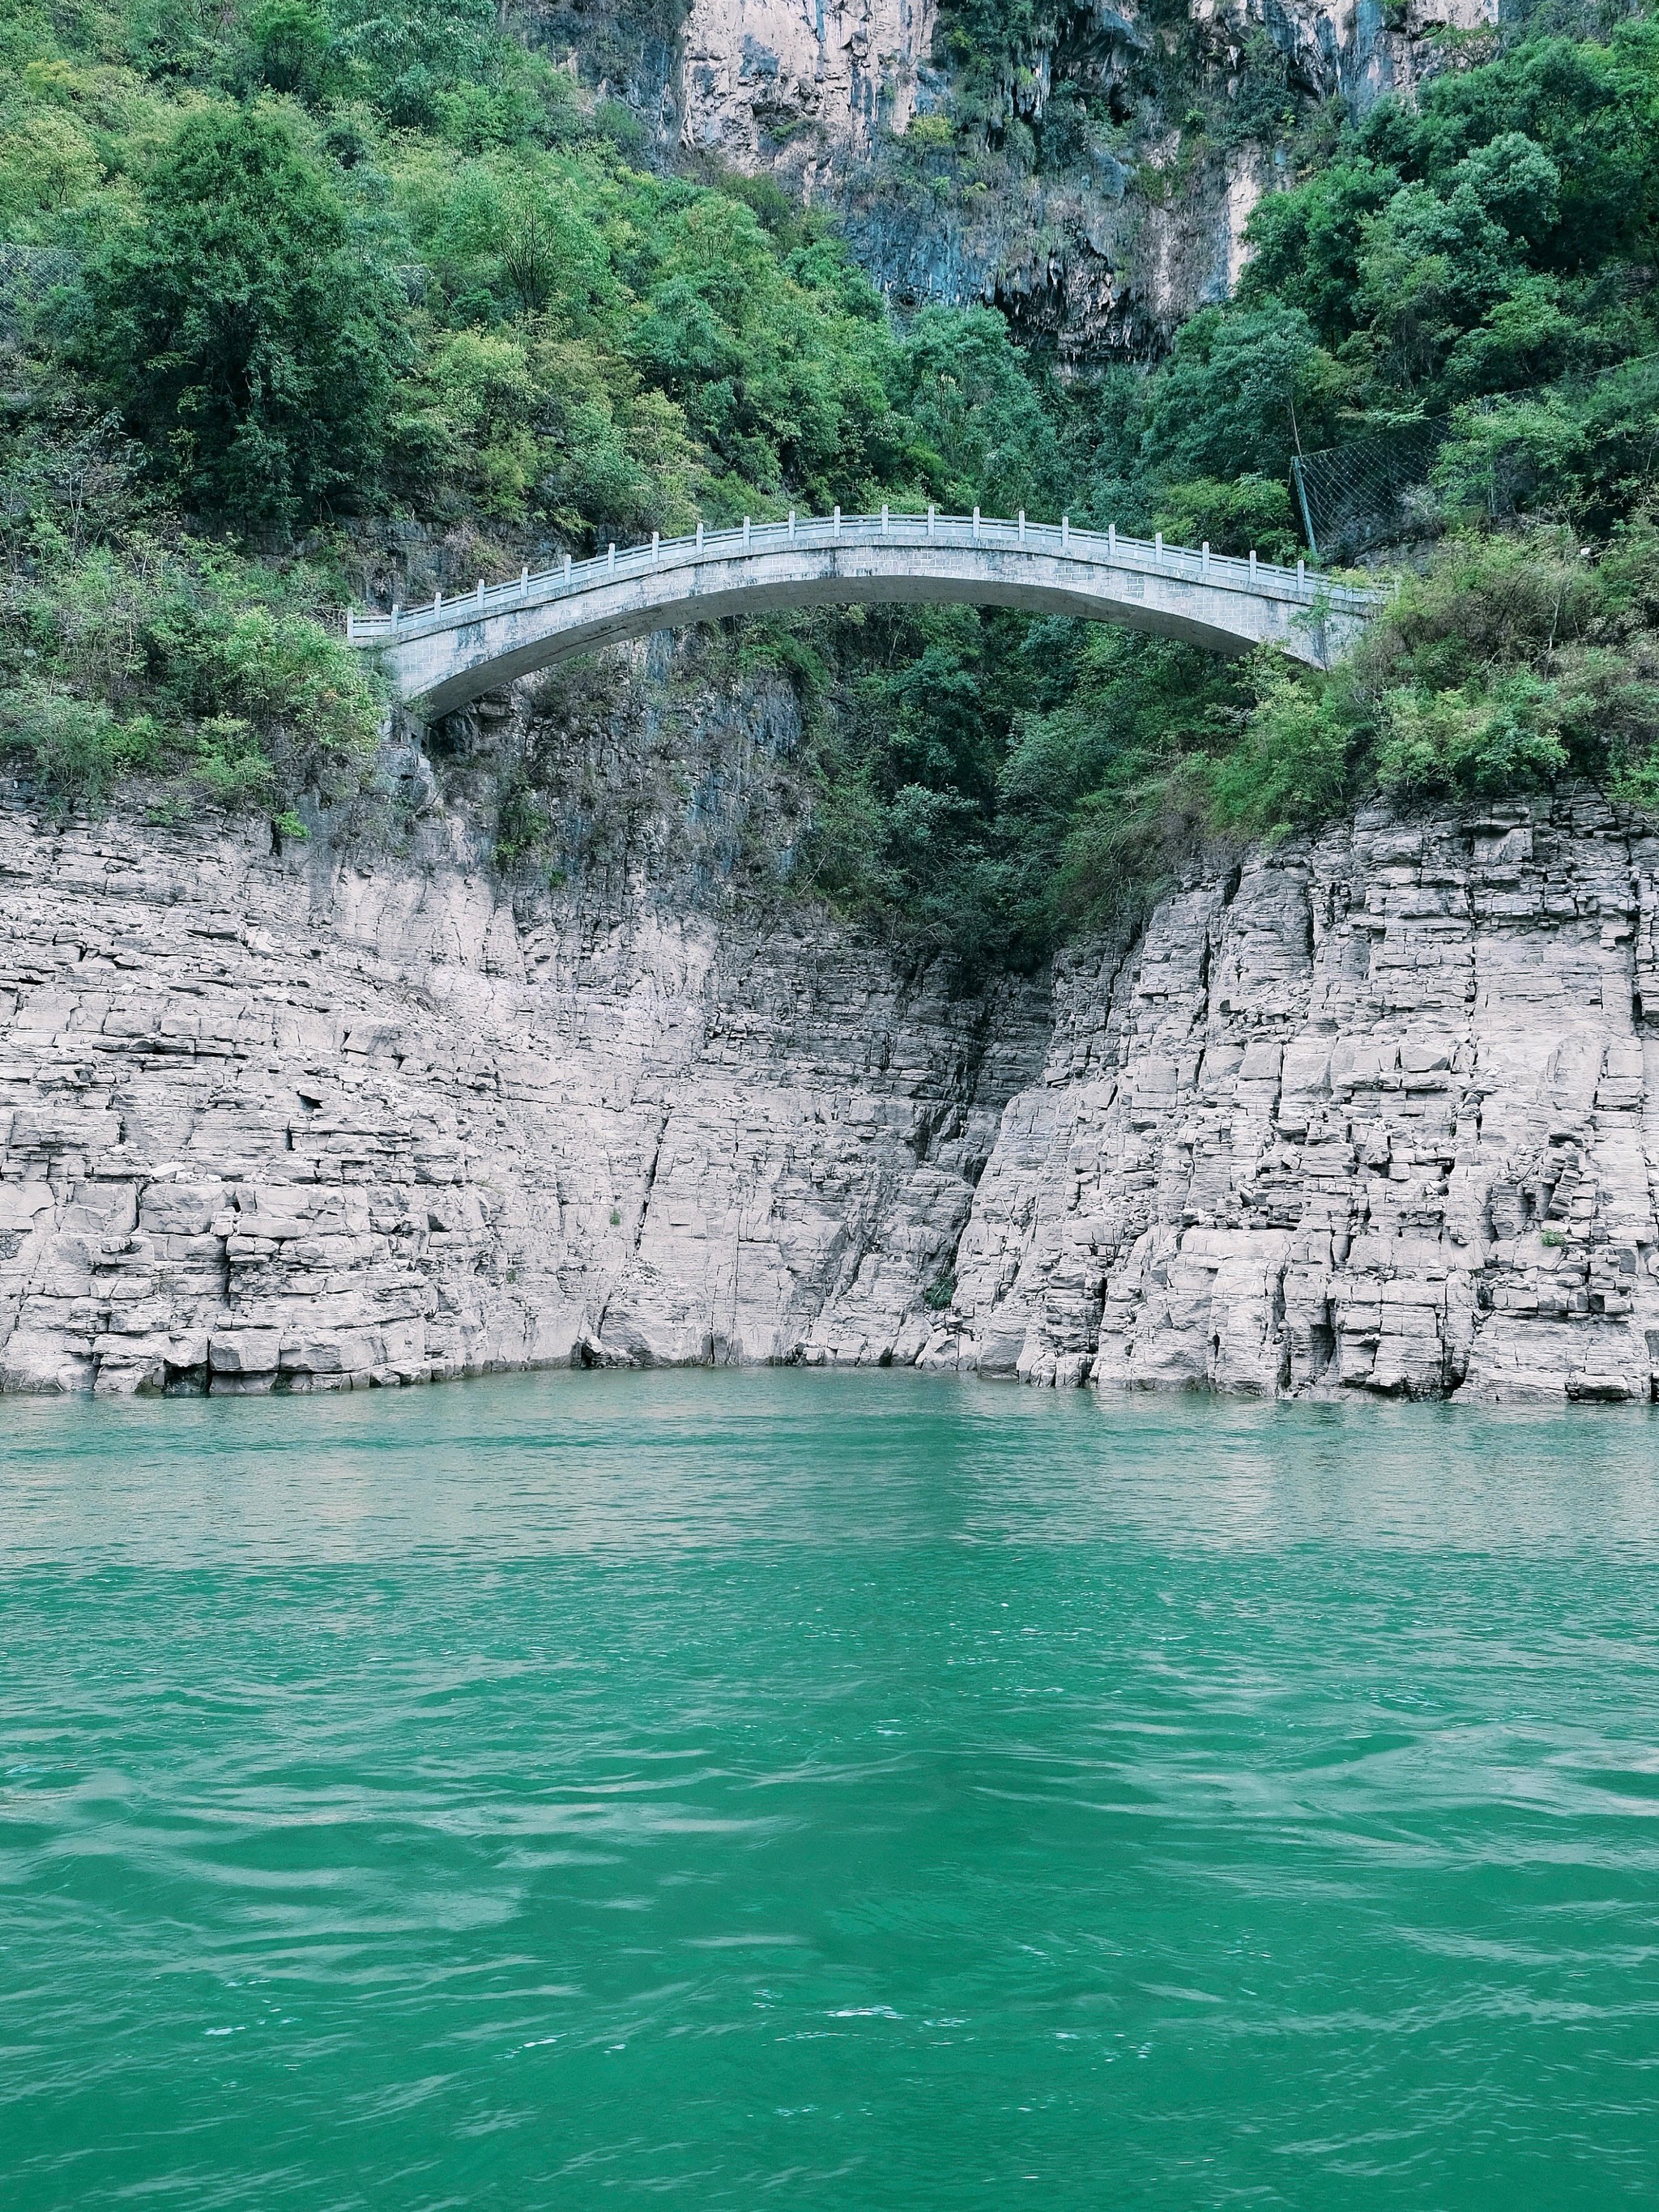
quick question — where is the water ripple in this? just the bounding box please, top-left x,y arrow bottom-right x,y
2,1373 -> 1657,2209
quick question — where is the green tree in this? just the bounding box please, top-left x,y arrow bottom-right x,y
1432,355 -> 1659,531
245,0 -> 331,96
1151,474 -> 1299,560
628,196 -> 901,509
326,0 -> 496,127
1238,155 -> 1401,345
1137,305 -> 1339,485
1239,19 -> 1659,415
80,104 -> 403,527
892,305 -> 1066,515
402,148 -> 615,326
0,107 -> 102,230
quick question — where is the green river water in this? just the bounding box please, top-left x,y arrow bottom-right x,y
2,1372 -> 1657,2209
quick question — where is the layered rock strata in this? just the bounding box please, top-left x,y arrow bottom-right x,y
939,797 -> 1659,1404
0,804 -> 1045,1395
2,794 -> 1657,1403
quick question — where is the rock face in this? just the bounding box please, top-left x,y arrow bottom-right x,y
0,800 -> 1046,1396
521,0 -> 1498,361
662,0 -> 1499,356
674,0 -> 1495,178
3,792 -> 1657,1404
680,0 -> 937,174
936,798 -> 1659,1404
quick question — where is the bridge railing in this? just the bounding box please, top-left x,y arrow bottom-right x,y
344,509 -> 1381,646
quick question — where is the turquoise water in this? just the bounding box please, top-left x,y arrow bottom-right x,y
2,1375 -> 1658,2210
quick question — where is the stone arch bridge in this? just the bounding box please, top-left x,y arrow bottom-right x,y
348,509 -> 1381,719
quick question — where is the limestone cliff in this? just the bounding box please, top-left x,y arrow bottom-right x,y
4,781 -> 1657,1404
938,799 -> 1659,1404
0,812 -> 1045,1396
678,0 -> 938,177
559,0 -> 1501,357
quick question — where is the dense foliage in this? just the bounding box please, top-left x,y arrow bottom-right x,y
79,104 -> 403,528
0,0 -> 1079,820
822,0 -> 1659,962
0,0 -> 1655,948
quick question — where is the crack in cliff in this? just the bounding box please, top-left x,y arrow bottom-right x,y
632,1109 -> 672,1251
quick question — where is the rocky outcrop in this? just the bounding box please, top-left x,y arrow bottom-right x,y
679,0 -> 937,176
0,800 -> 1046,1395
663,0 -> 1499,356
2,788 -> 1657,1403
932,798 -> 1659,1404
672,0 -> 1495,179
1311,0 -> 1505,113
519,0 -> 1498,360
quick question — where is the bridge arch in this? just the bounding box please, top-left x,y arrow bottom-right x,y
348,511 -> 1379,720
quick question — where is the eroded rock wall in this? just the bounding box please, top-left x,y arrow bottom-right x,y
0,804 -> 1044,1395
680,0 -> 937,173
931,799 -> 1659,1404
665,0 -> 1500,356
4,794 -> 1657,1403
522,0 -> 1498,360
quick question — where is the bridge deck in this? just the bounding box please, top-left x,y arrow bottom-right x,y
348,510 -> 1381,717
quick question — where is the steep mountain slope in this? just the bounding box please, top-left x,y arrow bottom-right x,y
571,0 -> 1503,355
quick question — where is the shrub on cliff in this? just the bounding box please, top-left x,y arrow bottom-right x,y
77,104 -> 404,528
0,535 -> 384,818
1213,522 -> 1659,837
1150,476 -> 1300,564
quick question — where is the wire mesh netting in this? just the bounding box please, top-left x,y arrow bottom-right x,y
1292,354 -> 1659,560
1291,422 -> 1452,562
